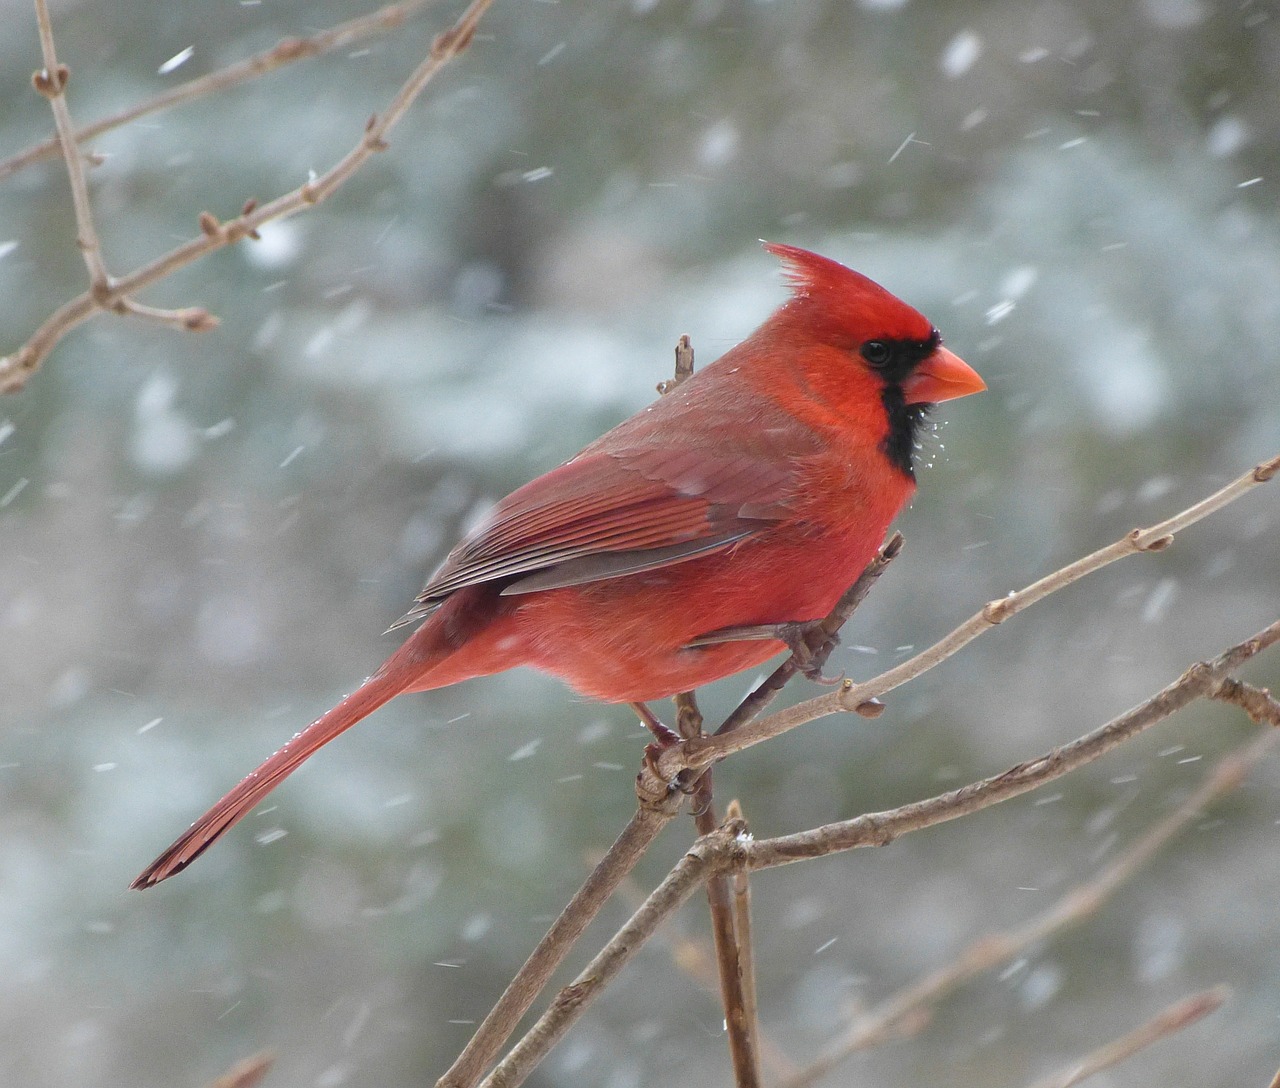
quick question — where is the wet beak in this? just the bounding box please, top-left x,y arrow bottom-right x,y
901,346 -> 986,405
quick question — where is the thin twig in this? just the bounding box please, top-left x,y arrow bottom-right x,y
1020,985 -> 1229,1088
590,846 -> 798,1082
478,622 -> 1279,1088
778,726 -> 1280,1088
677,692 -> 761,1088
725,798 -> 763,1081
641,453 -> 1280,792
0,0 -> 441,183
656,334 -> 695,394
476,821 -> 747,1088
697,797 -> 760,1088
31,0 -> 110,292
746,620 -> 1280,869
2,0 -> 498,393
435,796 -> 681,1088
206,1052 -> 275,1088
695,798 -> 761,1086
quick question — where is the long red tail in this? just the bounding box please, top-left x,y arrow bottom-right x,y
131,666 -> 410,889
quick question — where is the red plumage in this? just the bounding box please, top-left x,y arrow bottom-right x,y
132,242 -> 984,888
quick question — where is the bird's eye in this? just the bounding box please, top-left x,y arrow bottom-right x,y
861,341 -> 891,368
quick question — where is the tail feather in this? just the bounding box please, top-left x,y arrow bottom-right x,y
131,669 -> 407,889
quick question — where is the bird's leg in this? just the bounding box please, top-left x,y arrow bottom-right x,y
773,621 -> 844,684
630,701 -> 680,747
632,699 -> 708,798
686,621 -> 844,685
673,691 -> 711,805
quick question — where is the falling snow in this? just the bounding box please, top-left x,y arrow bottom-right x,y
939,30 -> 982,79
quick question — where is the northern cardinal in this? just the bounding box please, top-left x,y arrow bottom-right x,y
132,242 -> 984,889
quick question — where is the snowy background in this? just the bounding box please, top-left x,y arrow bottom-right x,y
1,0 -> 1279,1085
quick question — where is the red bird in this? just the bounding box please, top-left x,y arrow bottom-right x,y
132,243 -> 984,888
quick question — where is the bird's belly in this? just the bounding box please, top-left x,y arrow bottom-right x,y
510,530 -> 881,703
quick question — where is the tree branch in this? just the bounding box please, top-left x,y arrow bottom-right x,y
0,0 -> 442,184
471,621 -> 1278,1088
1020,986 -> 1229,1088
434,794 -> 682,1088
690,786 -> 761,1087
1,0 -> 498,393
476,820 -> 748,1088
746,619 -> 1280,869
725,798 -> 762,1082
31,0 -> 110,292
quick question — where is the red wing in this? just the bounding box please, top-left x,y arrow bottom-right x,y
389,445 -> 799,629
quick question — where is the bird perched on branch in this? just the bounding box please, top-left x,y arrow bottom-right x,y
133,242 -> 985,888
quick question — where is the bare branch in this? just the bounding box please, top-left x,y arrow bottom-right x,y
778,726 -> 1280,1088
434,796 -> 681,1088
476,622 -> 1278,1088
746,620 -> 1280,869
119,298 -> 220,332
693,791 -> 761,1088
641,453 -> 1280,790
671,692 -> 762,1088
31,0 -> 109,292
726,798 -> 763,1083
1020,986 -> 1229,1088
2,0 -> 498,394
0,0 -> 441,184
476,821 -> 747,1088
597,843 -> 799,1082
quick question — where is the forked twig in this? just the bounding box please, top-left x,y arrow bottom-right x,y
477,821 -> 745,1088
434,795 -> 681,1088
474,621 -> 1279,1088
2,0 -> 498,393
747,621 -> 1280,867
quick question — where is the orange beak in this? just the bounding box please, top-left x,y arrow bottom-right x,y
902,346 -> 986,405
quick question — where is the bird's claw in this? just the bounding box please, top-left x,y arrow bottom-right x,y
775,621 -> 843,685
640,743 -> 703,801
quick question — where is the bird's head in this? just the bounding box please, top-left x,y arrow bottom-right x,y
762,241 -> 986,476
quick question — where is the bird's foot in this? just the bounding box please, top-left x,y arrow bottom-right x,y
774,620 -> 843,685
632,702 -> 706,797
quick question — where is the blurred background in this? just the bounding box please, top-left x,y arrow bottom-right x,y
1,0 -> 1279,1085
